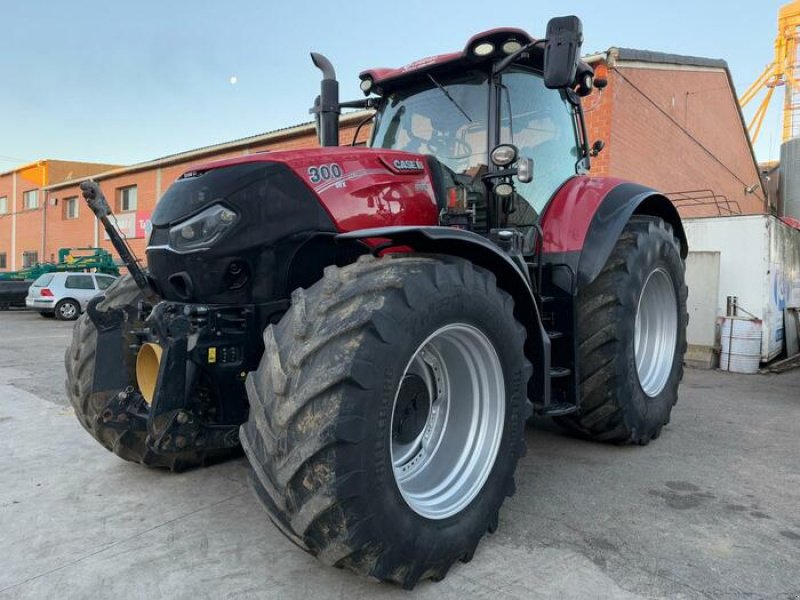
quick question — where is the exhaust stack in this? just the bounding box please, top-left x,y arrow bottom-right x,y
310,52 -> 340,147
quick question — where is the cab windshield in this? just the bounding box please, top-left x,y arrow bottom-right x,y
371,71 -> 489,178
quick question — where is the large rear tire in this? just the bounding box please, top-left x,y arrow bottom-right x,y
556,216 -> 688,444
64,275 -> 233,471
241,255 -> 530,588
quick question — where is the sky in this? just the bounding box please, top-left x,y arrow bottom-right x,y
0,0 -> 789,169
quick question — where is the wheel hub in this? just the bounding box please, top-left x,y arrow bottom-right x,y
390,323 -> 505,520
393,374 -> 432,444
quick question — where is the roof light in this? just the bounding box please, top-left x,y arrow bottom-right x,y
473,42 -> 495,57
360,77 -> 374,94
502,39 -> 523,55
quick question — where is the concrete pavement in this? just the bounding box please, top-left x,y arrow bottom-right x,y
1,311 -> 799,599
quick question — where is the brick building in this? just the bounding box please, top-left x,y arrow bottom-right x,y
0,160 -> 119,271
3,115 -> 369,269
0,48 -> 766,273
584,48 -> 767,217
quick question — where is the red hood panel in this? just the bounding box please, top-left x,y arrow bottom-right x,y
192,147 -> 440,233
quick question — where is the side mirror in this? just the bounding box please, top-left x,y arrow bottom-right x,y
543,15 -> 583,89
591,139 -> 605,157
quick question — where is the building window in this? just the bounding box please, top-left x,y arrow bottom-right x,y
23,190 -> 38,210
0,196 -> 7,214
0,253 -> 6,269
118,186 -> 137,212
22,251 -> 38,267
64,196 -> 79,220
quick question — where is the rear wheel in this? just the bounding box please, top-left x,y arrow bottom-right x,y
55,299 -> 80,321
556,216 -> 688,444
241,255 -> 530,588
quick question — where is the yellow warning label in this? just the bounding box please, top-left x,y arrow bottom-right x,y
208,347 -> 217,364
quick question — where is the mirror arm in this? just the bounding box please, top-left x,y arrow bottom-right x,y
339,98 -> 377,109
482,168 -> 518,181
493,39 -> 546,76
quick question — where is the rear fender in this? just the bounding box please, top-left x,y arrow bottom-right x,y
540,176 -> 687,291
338,226 -> 550,404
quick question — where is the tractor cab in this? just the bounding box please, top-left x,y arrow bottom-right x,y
314,17 -> 595,253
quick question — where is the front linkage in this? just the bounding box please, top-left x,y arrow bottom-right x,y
85,282 -> 260,458
79,181 -> 263,459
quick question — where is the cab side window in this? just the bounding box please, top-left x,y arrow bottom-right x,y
499,69 -> 580,224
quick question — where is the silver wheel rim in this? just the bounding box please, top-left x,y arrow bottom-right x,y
60,303 -> 77,319
390,323 -> 505,520
634,268 -> 678,397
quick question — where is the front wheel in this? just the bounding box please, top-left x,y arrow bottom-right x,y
241,255 -> 531,588
556,216 -> 688,444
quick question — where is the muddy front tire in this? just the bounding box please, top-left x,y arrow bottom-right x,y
241,255 -> 530,588
556,216 -> 688,444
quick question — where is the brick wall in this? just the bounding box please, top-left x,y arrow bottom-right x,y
605,65 -> 766,218
583,78 -> 613,177
0,173 -> 14,270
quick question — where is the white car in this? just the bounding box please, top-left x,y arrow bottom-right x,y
26,272 -> 118,320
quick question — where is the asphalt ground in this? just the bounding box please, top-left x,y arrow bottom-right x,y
1,309 -> 799,599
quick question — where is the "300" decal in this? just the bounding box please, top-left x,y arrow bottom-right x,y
308,163 -> 343,183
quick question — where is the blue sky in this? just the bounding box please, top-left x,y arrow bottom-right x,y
0,0 -> 787,168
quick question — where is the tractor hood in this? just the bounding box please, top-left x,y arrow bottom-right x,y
151,147 -> 441,230
146,147 -> 440,304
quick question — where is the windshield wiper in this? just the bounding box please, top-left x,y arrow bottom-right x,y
427,74 -> 472,123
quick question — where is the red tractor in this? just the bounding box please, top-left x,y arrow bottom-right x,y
67,16 -> 687,588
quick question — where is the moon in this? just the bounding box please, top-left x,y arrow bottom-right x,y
229,76 -> 238,85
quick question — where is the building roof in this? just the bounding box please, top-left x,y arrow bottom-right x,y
45,111 -> 371,191
610,48 -> 728,70
0,160 -> 46,178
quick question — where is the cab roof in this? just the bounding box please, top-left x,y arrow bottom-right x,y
359,28 -> 538,90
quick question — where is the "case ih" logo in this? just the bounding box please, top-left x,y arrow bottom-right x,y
393,159 -> 424,172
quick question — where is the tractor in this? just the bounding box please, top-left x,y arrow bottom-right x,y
66,15 -> 688,588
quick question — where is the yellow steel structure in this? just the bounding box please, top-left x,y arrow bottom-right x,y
740,1 -> 800,143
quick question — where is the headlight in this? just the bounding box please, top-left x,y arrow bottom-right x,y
168,204 -> 238,252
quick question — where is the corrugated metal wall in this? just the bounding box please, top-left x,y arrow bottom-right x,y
780,138 -> 800,219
